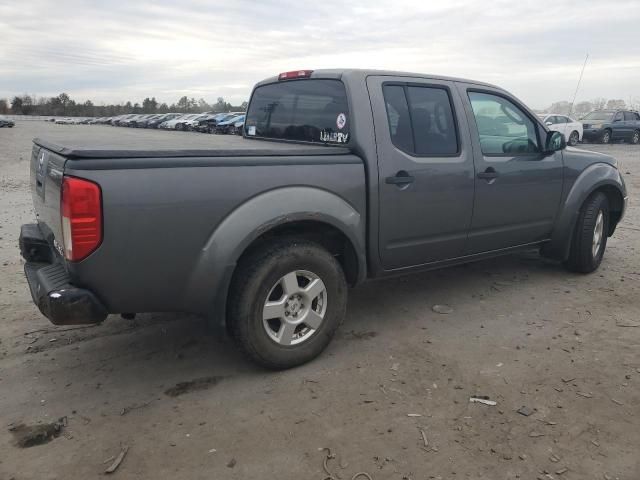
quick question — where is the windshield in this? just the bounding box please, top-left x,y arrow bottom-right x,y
582,111 -> 614,121
245,79 -> 350,144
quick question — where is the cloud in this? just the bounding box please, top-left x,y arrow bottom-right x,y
1,0 -> 638,108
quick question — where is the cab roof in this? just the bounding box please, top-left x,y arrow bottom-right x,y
255,68 -> 502,90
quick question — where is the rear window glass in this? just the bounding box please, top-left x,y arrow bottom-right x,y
244,79 -> 350,144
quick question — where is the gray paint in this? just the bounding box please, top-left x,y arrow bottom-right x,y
26,68 -> 627,320
63,160 -> 365,314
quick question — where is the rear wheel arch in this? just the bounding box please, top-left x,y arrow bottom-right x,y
186,187 -> 365,322
233,219 -> 361,287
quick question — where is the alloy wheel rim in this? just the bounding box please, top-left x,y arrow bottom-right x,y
592,210 -> 604,258
262,270 -> 327,346
634,132 -> 639,144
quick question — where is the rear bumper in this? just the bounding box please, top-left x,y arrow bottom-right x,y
20,224 -> 108,325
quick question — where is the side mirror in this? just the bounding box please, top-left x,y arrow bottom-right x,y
545,131 -> 566,153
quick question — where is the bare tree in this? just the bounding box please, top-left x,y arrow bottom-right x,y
605,99 -> 626,110
591,97 -> 607,110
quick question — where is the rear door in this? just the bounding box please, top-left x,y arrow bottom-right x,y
624,111 -> 639,140
611,111 -> 625,139
458,84 -> 563,254
553,115 -> 569,137
367,75 -> 475,270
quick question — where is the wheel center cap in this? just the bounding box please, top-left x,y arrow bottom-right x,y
286,296 -> 302,316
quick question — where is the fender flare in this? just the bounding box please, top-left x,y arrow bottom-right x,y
546,163 -> 626,260
184,186 -> 366,320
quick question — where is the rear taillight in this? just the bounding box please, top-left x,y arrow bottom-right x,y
61,176 -> 102,261
278,70 -> 313,81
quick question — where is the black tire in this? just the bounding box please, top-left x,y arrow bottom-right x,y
632,130 -> 640,145
601,129 -> 612,144
564,192 -> 609,273
228,239 -> 347,369
568,131 -> 579,146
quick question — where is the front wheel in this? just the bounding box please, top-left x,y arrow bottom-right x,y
228,239 -> 347,369
564,192 -> 609,273
632,130 -> 640,145
568,130 -> 579,146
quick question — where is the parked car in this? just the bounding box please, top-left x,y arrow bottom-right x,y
159,114 -> 199,130
191,114 -> 218,132
232,116 -> 246,135
121,114 -> 147,128
215,114 -> 245,134
173,114 -> 203,131
538,114 -> 582,146
0,116 -> 15,128
198,113 -> 236,133
112,114 -> 137,126
183,114 -> 211,131
20,69 -> 627,369
581,110 -> 640,144
54,117 -> 74,125
136,114 -> 162,128
146,113 -> 181,129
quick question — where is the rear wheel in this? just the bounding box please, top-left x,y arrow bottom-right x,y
601,129 -> 612,144
228,239 -> 347,369
564,192 -> 609,273
632,130 -> 640,145
568,130 -> 579,146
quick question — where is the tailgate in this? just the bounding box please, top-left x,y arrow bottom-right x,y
30,144 -> 66,253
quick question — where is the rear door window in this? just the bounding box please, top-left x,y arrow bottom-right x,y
382,84 -> 459,156
244,79 -> 349,144
624,111 -> 640,121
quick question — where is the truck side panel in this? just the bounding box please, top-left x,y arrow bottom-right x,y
63,156 -> 366,314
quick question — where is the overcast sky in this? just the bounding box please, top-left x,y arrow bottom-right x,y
1,0 -> 639,109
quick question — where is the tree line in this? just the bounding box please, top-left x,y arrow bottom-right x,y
542,97 -> 639,116
0,93 -> 248,117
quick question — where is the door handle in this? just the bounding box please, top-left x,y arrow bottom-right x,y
477,168 -> 499,180
386,171 -> 415,185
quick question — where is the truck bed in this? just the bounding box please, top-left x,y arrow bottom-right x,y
34,126 -> 350,159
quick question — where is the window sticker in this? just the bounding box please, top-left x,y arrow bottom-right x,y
247,125 -> 256,136
336,113 -> 347,130
320,131 -> 349,143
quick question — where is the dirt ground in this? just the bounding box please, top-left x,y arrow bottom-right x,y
0,121 -> 638,480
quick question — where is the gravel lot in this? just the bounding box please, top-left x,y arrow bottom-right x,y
0,121 -> 639,480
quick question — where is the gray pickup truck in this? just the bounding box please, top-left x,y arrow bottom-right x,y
20,69 -> 627,369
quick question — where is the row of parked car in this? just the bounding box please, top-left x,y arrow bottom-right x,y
0,115 -> 15,128
537,109 -> 640,145
52,112 -> 247,134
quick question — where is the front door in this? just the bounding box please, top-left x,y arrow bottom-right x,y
367,76 -> 475,270
458,85 -> 564,254
623,111 -> 639,140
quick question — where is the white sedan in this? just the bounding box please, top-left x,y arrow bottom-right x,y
538,114 -> 583,146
